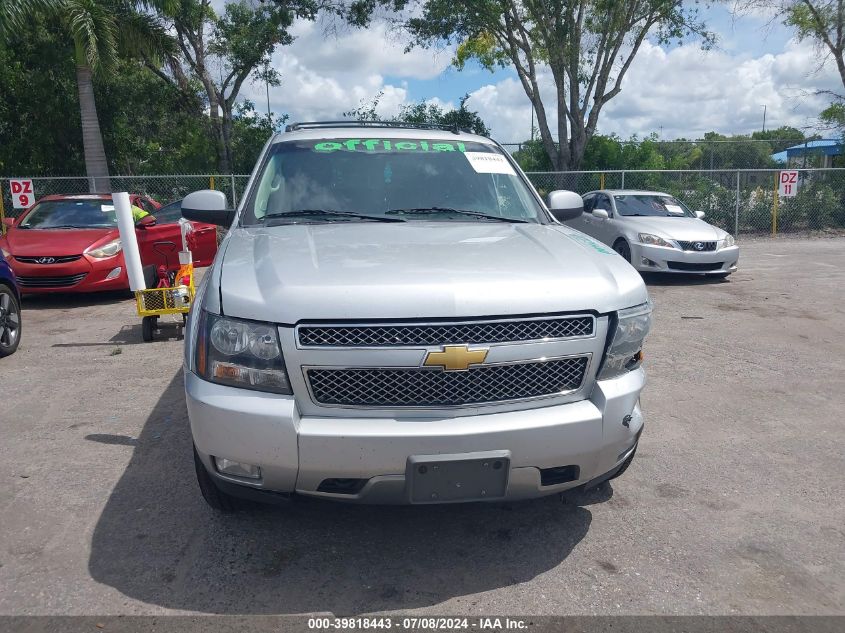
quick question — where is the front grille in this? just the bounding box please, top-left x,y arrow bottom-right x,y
17,273 -> 88,288
676,241 -> 717,252
667,261 -> 723,272
15,255 -> 82,264
306,356 -> 589,408
298,316 -> 594,347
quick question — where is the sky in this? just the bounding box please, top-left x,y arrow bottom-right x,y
239,2 -> 841,143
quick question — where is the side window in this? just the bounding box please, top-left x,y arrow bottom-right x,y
582,194 -> 596,213
154,202 -> 182,224
595,194 -> 611,214
140,198 -> 157,214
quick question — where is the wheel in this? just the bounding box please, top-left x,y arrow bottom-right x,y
613,239 -> 631,263
0,285 -> 22,357
141,316 -> 155,342
707,272 -> 731,279
193,446 -> 242,512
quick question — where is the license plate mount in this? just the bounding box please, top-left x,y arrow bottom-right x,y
406,451 -> 511,504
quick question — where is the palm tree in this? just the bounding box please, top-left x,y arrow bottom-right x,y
1,0 -> 175,192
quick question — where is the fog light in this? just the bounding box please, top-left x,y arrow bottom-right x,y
105,266 -> 122,280
641,257 -> 657,267
214,457 -> 261,479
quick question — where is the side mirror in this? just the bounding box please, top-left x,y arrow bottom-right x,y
546,190 -> 584,222
592,208 -> 609,220
181,190 -> 235,227
695,210 -> 705,219
135,215 -> 157,229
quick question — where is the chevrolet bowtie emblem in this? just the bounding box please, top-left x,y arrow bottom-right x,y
423,345 -> 489,371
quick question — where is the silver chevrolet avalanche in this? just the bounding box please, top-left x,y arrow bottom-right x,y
181,122 -> 652,511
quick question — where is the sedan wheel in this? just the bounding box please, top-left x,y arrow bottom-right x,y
613,239 -> 631,263
0,285 -> 21,357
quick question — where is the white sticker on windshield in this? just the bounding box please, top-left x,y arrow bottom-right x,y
464,151 -> 516,175
665,204 -> 684,215
101,204 -> 115,212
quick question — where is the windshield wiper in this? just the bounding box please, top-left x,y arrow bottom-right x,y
263,209 -> 404,223
386,207 -> 529,223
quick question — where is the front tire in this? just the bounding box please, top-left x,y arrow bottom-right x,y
0,285 -> 21,357
141,316 -> 155,342
193,446 -> 242,512
613,239 -> 631,263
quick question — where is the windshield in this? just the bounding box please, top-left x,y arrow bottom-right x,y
19,199 -> 117,229
613,194 -> 696,218
241,138 -> 546,225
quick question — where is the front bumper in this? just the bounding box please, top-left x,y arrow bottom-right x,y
186,367 -> 646,504
631,243 -> 739,274
10,254 -> 128,294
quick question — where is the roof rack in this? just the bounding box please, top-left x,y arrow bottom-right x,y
284,120 -> 464,135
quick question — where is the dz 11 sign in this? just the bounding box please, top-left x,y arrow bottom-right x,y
10,179 -> 35,208
778,171 -> 799,198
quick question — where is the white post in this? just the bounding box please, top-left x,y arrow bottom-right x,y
113,192 -> 146,291
735,170 -> 740,238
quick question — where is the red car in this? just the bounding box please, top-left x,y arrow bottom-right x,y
0,194 -> 218,294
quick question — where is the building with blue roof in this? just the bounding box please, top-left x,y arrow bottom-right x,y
771,139 -> 843,167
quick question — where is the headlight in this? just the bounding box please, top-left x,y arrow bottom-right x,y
196,311 -> 291,394
638,233 -> 675,248
86,238 -> 122,258
721,234 -> 735,248
597,301 -> 652,380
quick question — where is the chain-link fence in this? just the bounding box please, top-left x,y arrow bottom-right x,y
1,169 -> 843,237
0,175 -> 252,221
500,139 -> 838,170
527,169 -> 845,236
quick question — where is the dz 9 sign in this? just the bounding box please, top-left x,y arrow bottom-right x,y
778,171 -> 799,198
10,179 -> 35,209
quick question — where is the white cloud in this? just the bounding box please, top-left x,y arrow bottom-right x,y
237,9 -> 839,145
241,18 -> 454,124
467,37 -> 840,142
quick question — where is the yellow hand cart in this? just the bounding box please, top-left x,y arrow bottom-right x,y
135,251 -> 195,342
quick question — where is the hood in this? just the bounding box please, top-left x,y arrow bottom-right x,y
215,222 -> 648,323
623,216 -> 725,241
5,227 -> 117,256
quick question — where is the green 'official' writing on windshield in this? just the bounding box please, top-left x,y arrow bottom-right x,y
313,139 -> 467,153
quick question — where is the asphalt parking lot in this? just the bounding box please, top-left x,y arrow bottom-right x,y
0,237 -> 843,616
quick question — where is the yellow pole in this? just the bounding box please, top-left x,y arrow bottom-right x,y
772,173 -> 778,236
600,172 -> 605,189
209,175 -> 215,190
0,183 -> 6,237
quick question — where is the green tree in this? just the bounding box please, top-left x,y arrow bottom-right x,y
399,94 -> 490,135
512,137 -> 555,171
349,0 -> 712,170
1,0 -> 175,191
344,92 -> 491,135
0,12 -> 84,175
780,0 -> 845,91
230,100 -> 288,173
153,0 -> 316,173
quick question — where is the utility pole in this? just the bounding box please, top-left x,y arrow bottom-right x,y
530,105 -> 535,141
265,63 -> 271,120
762,104 -> 767,133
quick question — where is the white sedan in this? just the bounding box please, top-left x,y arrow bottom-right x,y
566,190 -> 739,278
